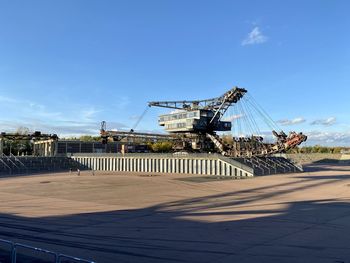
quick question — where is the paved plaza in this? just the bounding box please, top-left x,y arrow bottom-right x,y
0,164 -> 350,262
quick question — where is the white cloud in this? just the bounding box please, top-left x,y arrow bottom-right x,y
277,117 -> 306,126
0,95 -> 111,136
81,108 -> 102,121
0,95 -> 63,119
0,95 -> 18,103
0,119 -> 127,137
310,117 -> 336,126
305,131 -> 350,146
241,27 -> 268,46
129,115 -> 141,120
222,114 -> 243,122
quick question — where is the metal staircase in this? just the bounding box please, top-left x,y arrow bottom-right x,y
234,156 -> 302,176
0,156 -> 84,176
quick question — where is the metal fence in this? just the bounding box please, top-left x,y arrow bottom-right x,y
0,238 -> 95,263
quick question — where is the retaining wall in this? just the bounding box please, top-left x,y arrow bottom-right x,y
71,154 -> 254,178
286,153 -> 343,164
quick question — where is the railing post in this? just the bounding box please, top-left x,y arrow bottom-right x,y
0,155 -> 12,175
11,245 -> 16,263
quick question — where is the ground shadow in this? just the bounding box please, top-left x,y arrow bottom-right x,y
303,163 -> 350,172
312,158 -> 342,164
1,173 -> 350,263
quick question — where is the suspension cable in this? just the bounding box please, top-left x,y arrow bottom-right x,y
234,103 -> 242,137
241,98 -> 258,136
245,96 -> 277,132
238,100 -> 252,136
243,98 -> 261,136
131,106 -> 150,131
247,93 -> 281,131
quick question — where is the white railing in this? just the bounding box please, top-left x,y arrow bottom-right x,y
0,238 -> 95,263
10,153 -> 28,172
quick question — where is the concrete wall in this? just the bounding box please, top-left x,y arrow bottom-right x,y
339,154 -> 350,164
33,140 -> 150,157
71,154 -> 254,178
286,153 -> 343,164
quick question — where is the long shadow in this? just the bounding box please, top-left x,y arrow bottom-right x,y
1,173 -> 350,263
303,163 -> 350,172
312,158 -> 342,164
0,164 -> 350,262
166,169 -> 350,213
1,199 -> 350,263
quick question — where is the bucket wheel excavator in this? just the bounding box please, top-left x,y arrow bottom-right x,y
148,86 -> 307,157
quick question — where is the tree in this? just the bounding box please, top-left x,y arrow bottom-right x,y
149,141 -> 173,152
79,135 -> 101,142
15,126 -> 30,135
222,134 -> 233,145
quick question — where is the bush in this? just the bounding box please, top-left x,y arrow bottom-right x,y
149,141 -> 173,152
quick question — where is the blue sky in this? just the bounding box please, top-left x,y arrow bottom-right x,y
0,0 -> 349,146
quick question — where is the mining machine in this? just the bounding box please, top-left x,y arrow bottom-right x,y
100,121 -> 176,144
148,86 -> 307,157
0,131 -> 58,141
0,131 -> 59,155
